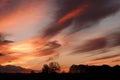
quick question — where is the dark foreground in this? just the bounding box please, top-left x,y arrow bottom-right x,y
0,73 -> 120,80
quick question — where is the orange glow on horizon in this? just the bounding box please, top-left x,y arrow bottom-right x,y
8,38 -> 46,54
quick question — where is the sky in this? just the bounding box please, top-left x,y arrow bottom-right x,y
0,0 -> 120,71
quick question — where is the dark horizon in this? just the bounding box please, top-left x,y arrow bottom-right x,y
0,63 -> 120,80
0,62 -> 120,74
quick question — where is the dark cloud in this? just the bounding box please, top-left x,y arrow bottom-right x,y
68,0 -> 120,33
40,49 -> 55,56
70,31 -> 120,54
39,41 -> 61,56
42,20 -> 72,38
0,33 -> 13,57
3,40 -> 14,44
92,54 -> 120,61
45,40 -> 61,49
107,32 -> 120,47
74,0 -> 120,26
42,0 -> 120,38
0,0 -> 20,18
56,0 -> 85,19
81,38 -> 107,51
85,49 -> 110,58
0,33 -> 14,45
0,65 -> 32,73
0,53 -> 4,56
72,37 -> 107,54
42,0 -> 89,38
45,54 -> 59,62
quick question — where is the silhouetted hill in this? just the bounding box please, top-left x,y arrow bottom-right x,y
0,65 -> 32,73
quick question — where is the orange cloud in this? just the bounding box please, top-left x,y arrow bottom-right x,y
57,3 -> 89,25
0,5 -> 38,31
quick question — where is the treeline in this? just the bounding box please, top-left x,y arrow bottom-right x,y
0,62 -> 120,80
69,64 -> 120,74
38,62 -> 120,74
0,62 -> 119,74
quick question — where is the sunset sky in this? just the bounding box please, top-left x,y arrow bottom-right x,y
0,0 -> 120,71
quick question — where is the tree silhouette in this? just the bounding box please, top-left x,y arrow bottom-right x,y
49,62 -> 61,73
113,65 -> 120,73
69,65 -> 79,73
31,70 -> 35,74
69,64 -> 120,74
42,62 -> 61,73
42,64 -> 49,73
69,64 -> 87,73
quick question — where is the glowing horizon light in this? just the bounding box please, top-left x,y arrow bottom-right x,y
9,42 -> 35,53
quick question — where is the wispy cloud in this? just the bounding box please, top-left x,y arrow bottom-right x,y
92,54 -> 120,61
